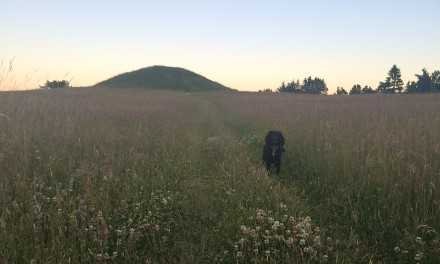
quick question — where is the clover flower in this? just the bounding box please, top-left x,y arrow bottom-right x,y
240,225 -> 249,235
230,208 -> 333,262
313,236 -> 321,247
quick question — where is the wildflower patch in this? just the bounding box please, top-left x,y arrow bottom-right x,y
219,207 -> 335,263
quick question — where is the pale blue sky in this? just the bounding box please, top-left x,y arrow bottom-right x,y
1,0 -> 439,92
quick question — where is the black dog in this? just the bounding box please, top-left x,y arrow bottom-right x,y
262,131 -> 285,174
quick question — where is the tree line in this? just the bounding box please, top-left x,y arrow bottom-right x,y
261,65 -> 440,95
39,80 -> 70,89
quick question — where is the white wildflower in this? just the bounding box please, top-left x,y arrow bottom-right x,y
313,236 -> 321,246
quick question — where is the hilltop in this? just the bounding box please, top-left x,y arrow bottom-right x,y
94,65 -> 232,92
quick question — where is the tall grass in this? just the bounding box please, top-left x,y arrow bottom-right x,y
0,88 -> 317,263
1,88 -> 439,263
213,92 -> 440,262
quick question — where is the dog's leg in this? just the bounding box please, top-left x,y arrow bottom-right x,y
265,159 -> 271,172
275,158 -> 281,174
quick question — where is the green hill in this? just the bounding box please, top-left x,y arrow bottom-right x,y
94,65 -> 232,92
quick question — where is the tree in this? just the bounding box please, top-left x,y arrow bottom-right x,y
259,88 -> 273,92
405,81 -> 418,93
40,80 -> 70,89
361,86 -> 376,94
336,87 -> 348,95
302,77 -> 328,94
415,68 -> 431,93
377,80 -> 391,94
277,79 -> 301,93
277,82 -> 287,92
386,64 -> 404,93
431,70 -> 440,92
349,84 -> 362,95
378,65 -> 403,94
404,69 -> 440,93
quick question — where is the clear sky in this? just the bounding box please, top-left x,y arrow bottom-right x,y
1,0 -> 439,93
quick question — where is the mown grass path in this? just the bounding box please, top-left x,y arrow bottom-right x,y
175,92 -> 309,262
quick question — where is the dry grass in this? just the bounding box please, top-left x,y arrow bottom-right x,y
1,88 -> 439,263
212,92 -> 440,262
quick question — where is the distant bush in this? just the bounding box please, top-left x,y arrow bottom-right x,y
40,80 -> 70,89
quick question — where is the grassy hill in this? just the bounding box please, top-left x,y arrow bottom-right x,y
94,65 -> 232,92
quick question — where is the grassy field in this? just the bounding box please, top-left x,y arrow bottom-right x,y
1,88 -> 439,263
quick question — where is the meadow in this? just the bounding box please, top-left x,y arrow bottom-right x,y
0,88 -> 439,263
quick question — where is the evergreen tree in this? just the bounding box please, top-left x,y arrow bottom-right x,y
405,68 -> 440,93
277,79 -> 301,93
286,79 -> 302,93
405,81 -> 418,93
431,71 -> 440,92
386,64 -> 404,93
415,68 -> 433,93
302,77 -> 328,94
336,87 -> 348,95
377,65 -> 403,94
349,84 -> 362,95
361,86 -> 376,94
377,80 -> 391,94
277,82 -> 287,92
